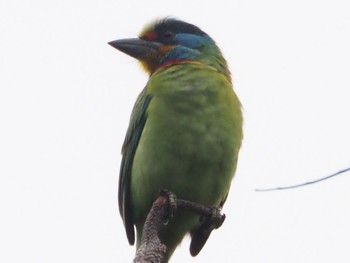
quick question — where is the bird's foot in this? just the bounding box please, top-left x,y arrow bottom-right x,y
189,206 -> 226,256
159,189 -> 177,223
200,206 -> 226,231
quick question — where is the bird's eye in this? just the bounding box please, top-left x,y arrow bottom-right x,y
163,31 -> 175,39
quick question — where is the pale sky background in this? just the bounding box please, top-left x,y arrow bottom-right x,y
1,0 -> 350,262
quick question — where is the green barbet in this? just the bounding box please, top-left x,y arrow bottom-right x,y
109,18 -> 243,261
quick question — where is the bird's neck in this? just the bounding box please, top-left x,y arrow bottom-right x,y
152,59 -> 231,83
152,60 -> 205,75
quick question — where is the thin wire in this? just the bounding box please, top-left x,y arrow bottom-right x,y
255,167 -> 350,192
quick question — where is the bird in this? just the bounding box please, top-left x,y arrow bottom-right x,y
109,18 -> 243,262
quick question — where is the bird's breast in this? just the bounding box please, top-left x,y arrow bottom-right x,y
131,64 -> 242,220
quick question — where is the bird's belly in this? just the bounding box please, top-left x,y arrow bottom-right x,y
130,100 -> 240,222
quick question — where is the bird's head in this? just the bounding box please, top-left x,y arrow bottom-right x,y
109,18 -> 230,80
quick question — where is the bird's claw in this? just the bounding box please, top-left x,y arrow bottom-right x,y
200,206 -> 226,231
210,207 -> 226,229
160,189 -> 178,220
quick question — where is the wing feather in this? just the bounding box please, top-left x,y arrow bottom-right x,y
118,88 -> 151,245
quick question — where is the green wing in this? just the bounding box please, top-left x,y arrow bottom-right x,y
119,87 -> 151,245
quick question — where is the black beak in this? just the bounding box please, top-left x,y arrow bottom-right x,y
108,38 -> 162,60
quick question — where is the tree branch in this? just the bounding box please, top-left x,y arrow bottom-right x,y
133,195 -> 168,263
133,193 -> 226,263
256,167 -> 350,192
